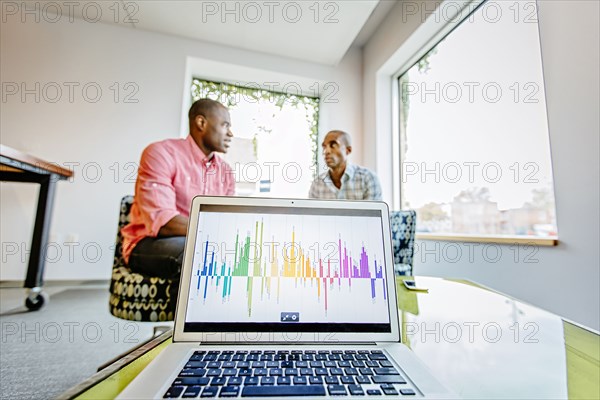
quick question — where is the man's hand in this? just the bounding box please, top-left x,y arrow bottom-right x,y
158,215 -> 188,237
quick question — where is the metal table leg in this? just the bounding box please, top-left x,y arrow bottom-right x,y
1,171 -> 57,310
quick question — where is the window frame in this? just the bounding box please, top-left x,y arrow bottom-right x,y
190,77 -> 321,197
391,0 -> 558,245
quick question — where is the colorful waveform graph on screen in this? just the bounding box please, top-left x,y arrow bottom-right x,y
189,212 -> 388,323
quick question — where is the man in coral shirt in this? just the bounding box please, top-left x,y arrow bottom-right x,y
121,98 -> 235,280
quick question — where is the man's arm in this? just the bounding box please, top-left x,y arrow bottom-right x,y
308,181 -> 317,198
135,143 -> 181,237
158,215 -> 188,237
365,170 -> 383,201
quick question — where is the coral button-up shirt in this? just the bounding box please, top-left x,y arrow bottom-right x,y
121,135 -> 235,263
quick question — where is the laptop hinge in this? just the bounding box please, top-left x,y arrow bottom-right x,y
195,342 -> 379,346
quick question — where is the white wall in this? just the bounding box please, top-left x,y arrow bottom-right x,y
0,16 -> 362,281
534,0 -> 600,329
363,0 -> 599,330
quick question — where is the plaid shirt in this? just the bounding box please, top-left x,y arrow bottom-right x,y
309,163 -> 382,200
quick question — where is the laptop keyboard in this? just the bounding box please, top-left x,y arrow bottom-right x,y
163,349 -> 418,398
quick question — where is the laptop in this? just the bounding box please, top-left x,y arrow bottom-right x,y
118,196 -> 455,399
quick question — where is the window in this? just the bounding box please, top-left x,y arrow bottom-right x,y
191,79 -> 319,197
397,0 -> 557,239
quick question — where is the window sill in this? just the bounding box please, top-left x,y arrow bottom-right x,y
415,233 -> 558,246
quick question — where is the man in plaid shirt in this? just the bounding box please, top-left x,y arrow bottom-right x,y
309,130 -> 382,200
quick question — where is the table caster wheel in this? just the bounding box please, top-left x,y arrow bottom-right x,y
25,289 -> 48,311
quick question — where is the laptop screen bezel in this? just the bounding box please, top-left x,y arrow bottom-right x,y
173,196 -> 401,343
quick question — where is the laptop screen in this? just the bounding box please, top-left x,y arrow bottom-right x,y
183,204 -> 392,333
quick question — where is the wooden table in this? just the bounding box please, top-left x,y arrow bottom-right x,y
0,144 -> 73,309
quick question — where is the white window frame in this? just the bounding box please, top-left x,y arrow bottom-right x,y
385,0 -> 556,245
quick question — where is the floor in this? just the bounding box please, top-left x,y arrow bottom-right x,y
0,281 -> 173,400
0,281 -> 105,313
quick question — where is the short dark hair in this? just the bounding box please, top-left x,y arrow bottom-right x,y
328,130 -> 352,147
188,98 -> 224,128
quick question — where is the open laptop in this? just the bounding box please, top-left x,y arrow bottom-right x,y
118,196 -> 455,399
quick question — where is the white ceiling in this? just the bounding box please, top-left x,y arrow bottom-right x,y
57,0 -> 397,66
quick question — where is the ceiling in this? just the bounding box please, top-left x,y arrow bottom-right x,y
60,0 -> 398,66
